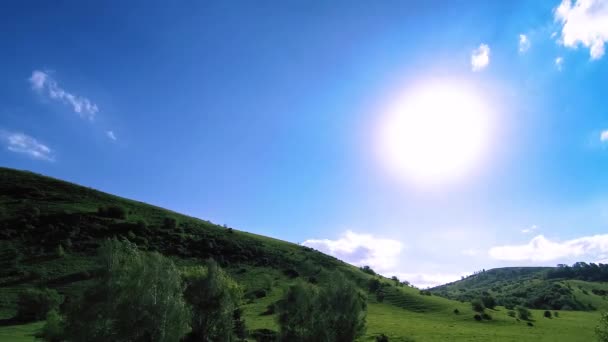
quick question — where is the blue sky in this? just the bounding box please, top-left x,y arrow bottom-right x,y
1,0 -> 608,287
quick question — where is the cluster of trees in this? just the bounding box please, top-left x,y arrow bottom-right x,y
25,238 -> 368,342
548,262 -> 608,282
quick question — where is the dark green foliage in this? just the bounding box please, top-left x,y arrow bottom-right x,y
97,205 -> 127,219
163,217 -> 178,229
471,299 -> 485,313
516,306 -> 532,321
376,290 -> 385,303
548,262 -> 608,282
544,310 -> 552,318
376,333 -> 390,342
481,313 -> 492,320
37,309 -> 65,342
554,311 -> 559,317
474,314 -> 482,321
368,278 -> 381,293
507,310 -> 516,317
182,259 -> 243,341
233,308 -> 247,340
481,295 -> 496,309
419,290 -> 432,296
527,322 -> 534,327
360,265 -> 376,275
597,312 -> 608,342
250,329 -> 278,342
63,239 -> 190,342
453,308 -> 460,314
0,241 -> 22,275
277,275 -> 367,342
15,288 -> 63,322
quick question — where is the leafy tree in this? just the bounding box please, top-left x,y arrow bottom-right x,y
278,275 -> 367,342
596,312 -> 608,342
360,265 -> 376,275
544,310 -> 552,318
16,288 -> 62,322
97,205 -> 127,219
163,217 -> 178,229
471,299 -> 485,313
64,239 -> 190,342
368,278 -> 381,293
37,309 -> 64,342
182,259 -> 243,341
481,295 -> 496,309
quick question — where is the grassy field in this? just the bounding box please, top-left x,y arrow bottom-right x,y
0,167 -> 605,341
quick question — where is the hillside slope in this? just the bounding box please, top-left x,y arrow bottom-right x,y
430,267 -> 608,311
0,167 -> 604,341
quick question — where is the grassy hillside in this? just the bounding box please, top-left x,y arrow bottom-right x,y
0,167 -> 604,341
430,267 -> 608,311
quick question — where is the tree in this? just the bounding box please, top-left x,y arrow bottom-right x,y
481,295 -> 496,310
182,259 -> 243,341
597,312 -> 608,342
37,309 -> 64,342
516,306 -> 532,321
278,275 -> 367,342
16,288 -> 62,322
64,239 -> 190,342
471,299 -> 485,313
544,310 -> 552,318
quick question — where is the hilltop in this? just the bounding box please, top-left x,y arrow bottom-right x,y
0,167 -> 605,341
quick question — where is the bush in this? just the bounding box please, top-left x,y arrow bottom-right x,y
507,310 -> 516,317
516,306 -> 532,321
163,217 -> 178,229
360,265 -> 376,275
554,311 -> 559,317
368,279 -> 381,293
376,333 -> 389,342
481,295 -> 496,309
16,288 -> 63,322
97,205 -> 127,219
544,310 -> 552,318
250,328 -> 278,342
453,308 -> 460,315
37,309 -> 64,342
481,313 -> 492,320
527,322 -> 534,327
376,290 -> 385,303
474,314 -> 482,321
471,299 -> 485,313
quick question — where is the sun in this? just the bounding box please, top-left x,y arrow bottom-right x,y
377,81 -> 493,185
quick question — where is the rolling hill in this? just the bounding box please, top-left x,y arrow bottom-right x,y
0,167 -> 605,341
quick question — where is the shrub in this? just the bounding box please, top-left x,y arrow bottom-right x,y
527,322 -> 534,327
250,328 -> 278,342
474,314 -> 482,321
481,313 -> 492,320
507,310 -> 516,317
163,217 -> 178,229
516,306 -> 532,321
481,295 -> 496,309
368,279 -> 381,293
471,299 -> 485,313
16,288 -> 63,322
453,308 -> 460,315
360,265 -> 376,275
376,290 -> 385,303
37,309 -> 64,342
554,311 -> 559,317
97,205 -> 127,219
56,244 -> 65,258
376,333 -> 390,342
544,310 -> 552,318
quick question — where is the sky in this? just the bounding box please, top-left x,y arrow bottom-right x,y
1,0 -> 608,288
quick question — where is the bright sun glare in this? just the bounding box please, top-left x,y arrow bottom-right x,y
378,81 -> 493,185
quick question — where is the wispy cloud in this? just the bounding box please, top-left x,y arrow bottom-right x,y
519,34 -> 531,53
555,0 -> 608,60
29,70 -> 98,120
489,234 -> 608,262
521,224 -> 539,234
601,129 -> 608,142
555,56 -> 564,70
1,131 -> 54,161
303,230 -> 403,273
106,130 -> 117,141
471,44 -> 490,71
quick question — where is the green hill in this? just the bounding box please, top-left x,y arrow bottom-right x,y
430,266 -> 608,311
0,167 -> 604,341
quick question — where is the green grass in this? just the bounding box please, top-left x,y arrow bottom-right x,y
1,166 -> 606,341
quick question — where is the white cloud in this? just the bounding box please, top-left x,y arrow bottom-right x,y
302,230 -> 403,272
471,44 -> 491,71
390,272 -> 466,289
29,70 -> 98,120
489,234 -> 608,262
601,129 -> 608,142
555,56 -> 564,70
521,224 -> 539,234
555,0 -> 608,60
1,131 -> 53,161
519,34 -> 531,53
106,130 -> 117,141
461,248 -> 481,256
